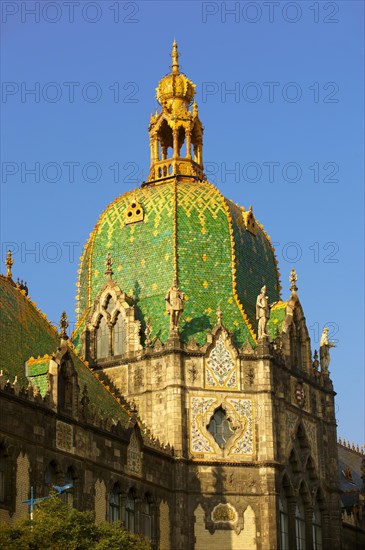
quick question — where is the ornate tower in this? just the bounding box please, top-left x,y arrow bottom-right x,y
146,41 -> 204,183
73,43 -> 342,550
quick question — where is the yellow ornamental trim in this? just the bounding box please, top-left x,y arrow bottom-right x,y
254,214 -> 282,300
271,300 -> 288,310
212,187 -> 258,345
27,354 -> 51,365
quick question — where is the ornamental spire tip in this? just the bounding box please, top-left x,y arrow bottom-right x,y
171,40 -> 179,74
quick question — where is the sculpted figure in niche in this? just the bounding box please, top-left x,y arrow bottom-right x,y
320,327 -> 336,374
165,280 -> 184,335
256,285 -> 275,339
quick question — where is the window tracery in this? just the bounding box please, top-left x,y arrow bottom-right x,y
0,447 -> 6,503
87,288 -> 141,362
109,483 -> 122,522
125,490 -> 136,532
207,407 -> 235,449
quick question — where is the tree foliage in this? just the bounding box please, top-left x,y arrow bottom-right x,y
0,496 -> 151,550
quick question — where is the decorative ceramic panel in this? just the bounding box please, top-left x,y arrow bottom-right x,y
190,395 -> 254,457
191,396 -> 217,453
205,335 -> 238,390
226,398 -> 254,455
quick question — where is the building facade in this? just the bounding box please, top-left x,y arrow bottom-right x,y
1,43 -> 364,550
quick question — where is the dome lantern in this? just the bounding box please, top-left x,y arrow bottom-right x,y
145,42 -> 205,185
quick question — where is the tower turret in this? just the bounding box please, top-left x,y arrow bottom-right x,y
146,41 -> 204,183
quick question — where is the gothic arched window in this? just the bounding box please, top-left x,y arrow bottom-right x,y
312,504 -> 323,550
295,321 -> 303,369
125,490 -> 136,533
0,447 -> 6,503
58,361 -> 74,414
96,316 -> 109,359
207,407 -> 235,449
109,483 -> 121,522
140,495 -> 152,539
64,467 -> 76,508
295,501 -> 306,550
113,312 -> 126,356
279,495 -> 289,550
45,461 -> 58,495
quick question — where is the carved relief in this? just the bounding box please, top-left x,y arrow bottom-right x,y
153,363 -> 162,386
245,365 -> 255,387
127,430 -> 142,475
212,502 -> 238,524
285,412 -> 298,452
302,419 -> 318,469
56,421 -> 73,452
133,367 -> 143,391
188,362 -> 198,384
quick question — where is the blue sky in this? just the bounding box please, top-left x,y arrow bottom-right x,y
1,1 -> 364,446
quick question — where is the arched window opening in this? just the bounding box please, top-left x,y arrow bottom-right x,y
140,495 -> 152,539
295,321 -> 303,369
0,447 -> 6,502
312,505 -> 323,550
279,495 -> 289,550
290,326 -> 297,368
125,491 -> 135,533
105,295 -> 115,314
58,362 -> 73,413
64,467 -> 76,508
207,407 -> 235,449
45,461 -> 58,495
96,316 -> 109,359
109,484 -> 121,522
113,312 -> 126,356
178,127 -> 186,157
295,501 -> 306,550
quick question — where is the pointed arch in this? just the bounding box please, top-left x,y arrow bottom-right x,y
283,298 -> 312,372
108,481 -> 122,522
113,311 -> 126,356
0,444 -> 7,504
58,357 -> 78,415
84,281 -> 141,362
203,327 -> 239,390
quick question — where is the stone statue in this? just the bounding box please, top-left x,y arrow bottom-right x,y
256,286 -> 271,339
319,327 -> 336,373
165,280 -> 184,335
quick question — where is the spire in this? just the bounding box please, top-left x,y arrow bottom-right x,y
60,311 -> 69,340
105,252 -> 113,280
289,268 -> 298,293
171,40 -> 179,74
216,306 -> 223,325
5,250 -> 14,279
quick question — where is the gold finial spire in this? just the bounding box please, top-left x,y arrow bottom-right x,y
105,252 -> 113,280
5,250 -> 14,279
146,43 -> 204,185
289,268 -> 298,292
216,306 -> 223,325
171,40 -> 179,74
